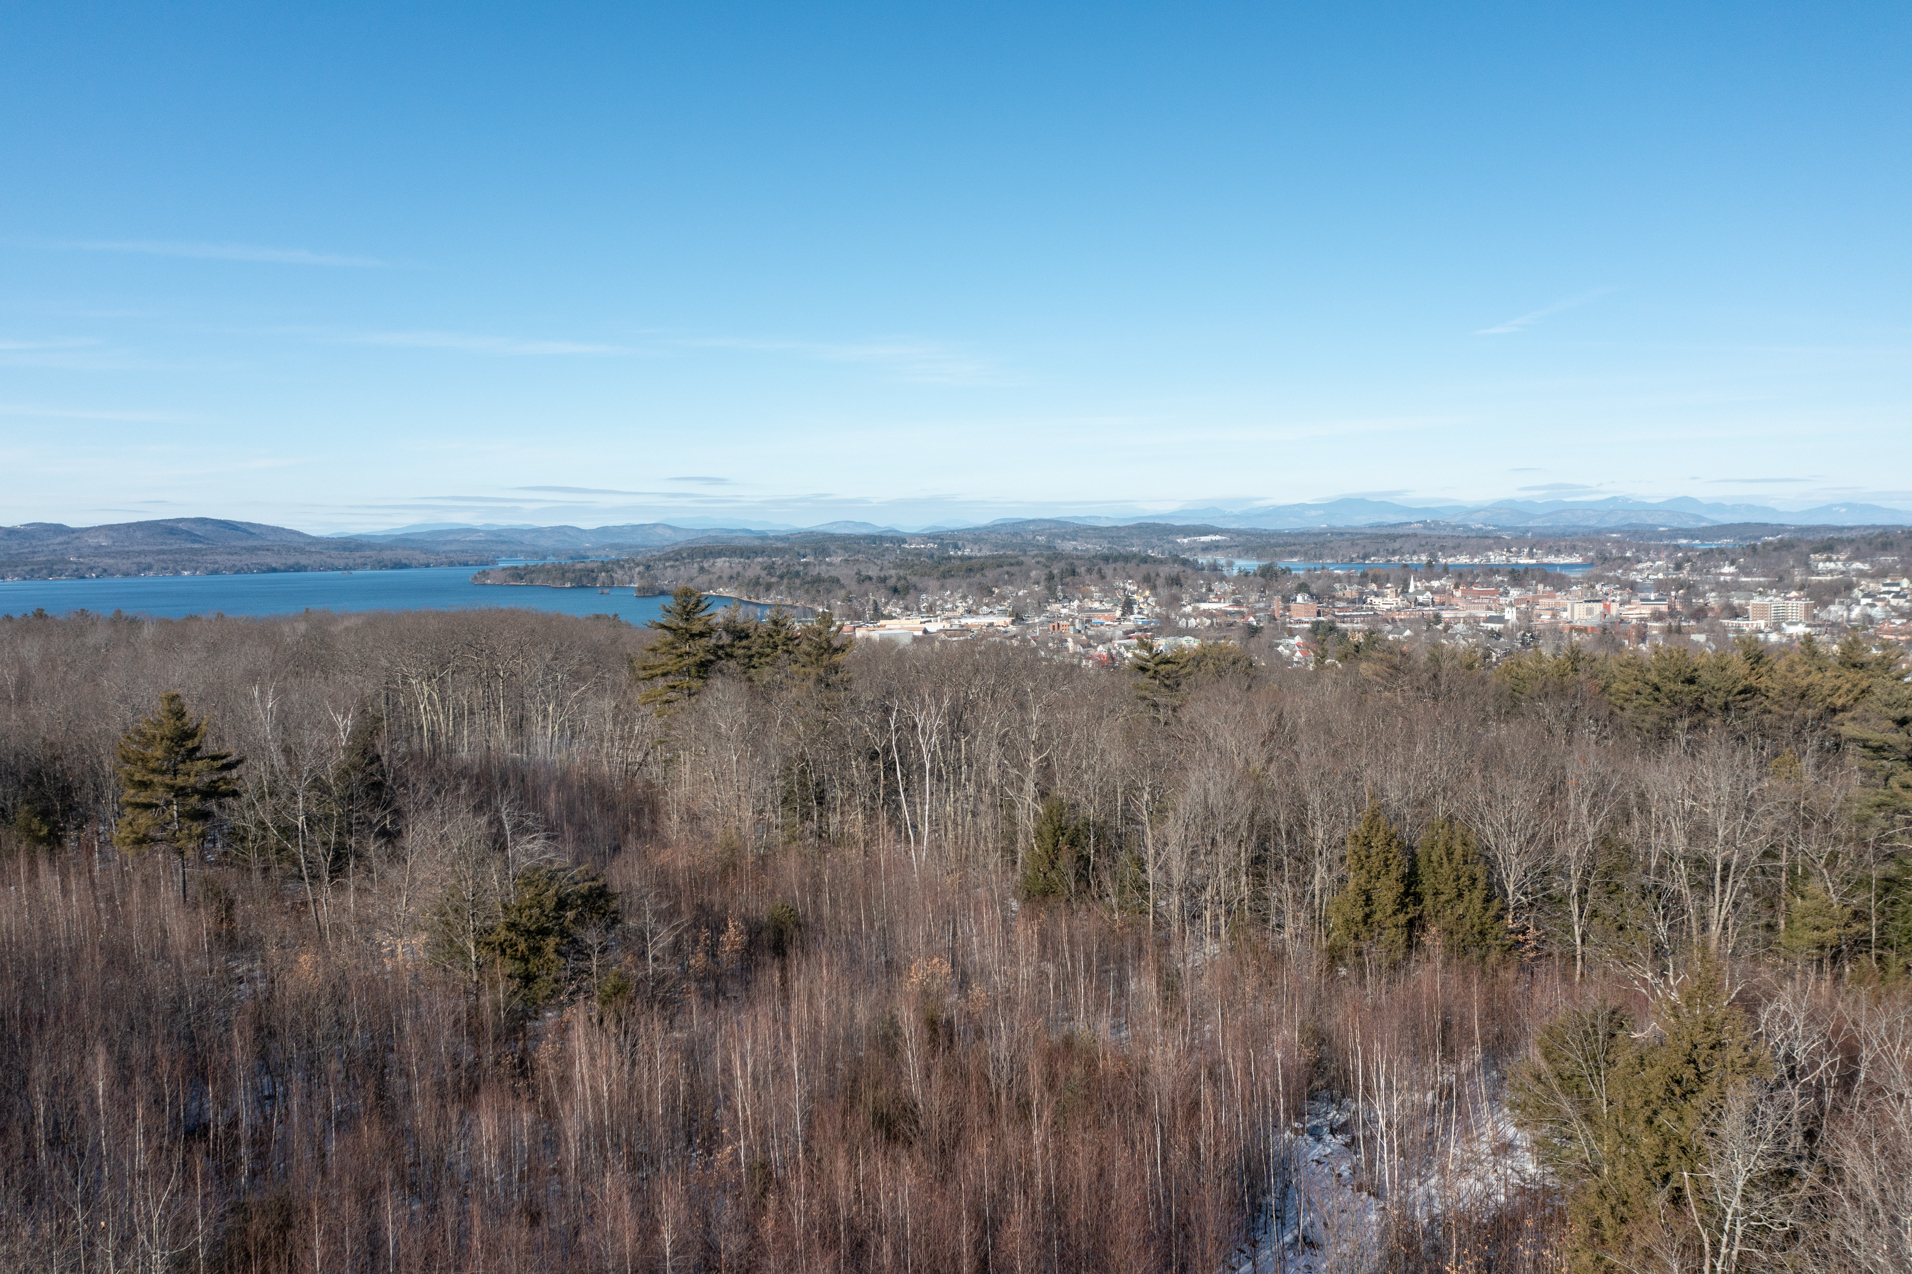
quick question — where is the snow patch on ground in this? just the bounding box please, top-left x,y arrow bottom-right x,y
1226,1093 -> 1543,1274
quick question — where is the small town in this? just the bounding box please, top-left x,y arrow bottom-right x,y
842,546 -> 1912,667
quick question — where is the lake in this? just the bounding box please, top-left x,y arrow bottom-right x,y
0,565 -> 789,623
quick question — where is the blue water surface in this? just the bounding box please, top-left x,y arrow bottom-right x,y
0,565 -> 784,623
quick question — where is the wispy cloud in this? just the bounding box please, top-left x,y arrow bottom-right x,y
515,485 -> 651,495
0,336 -> 139,370
42,239 -> 390,268
1475,287 -> 1618,336
0,337 -> 96,351
687,336 -> 998,384
415,491 -> 739,505
412,495 -> 588,506
349,492 -> 743,514
0,402 -> 192,423
668,476 -> 733,485
338,331 -> 623,356
1704,477 -> 1813,484
1176,414 -> 1464,446
1812,488 -> 1912,502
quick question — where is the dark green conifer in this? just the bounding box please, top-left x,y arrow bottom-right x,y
7,800 -> 58,850
1839,640 -> 1912,829
791,609 -> 851,688
1326,802 -> 1416,964
1129,636 -> 1186,717
1776,877 -> 1853,967
1511,964 -> 1767,1272
1130,638 -> 1253,718
113,691 -> 243,892
1508,1001 -> 1635,1187
333,708 -> 399,852
722,605 -> 801,680
1178,639 -> 1256,685
480,864 -> 621,1009
1020,795 -> 1086,901
1583,834 -> 1671,977
1600,965 -> 1766,1267
631,587 -> 719,711
1414,816 -> 1507,962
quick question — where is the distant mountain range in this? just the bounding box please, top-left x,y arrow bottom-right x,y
1049,496 -> 1912,532
0,518 -> 758,557
337,496 -> 1912,539
346,519 -> 902,542
346,522 -> 735,551
4,495 -> 1909,576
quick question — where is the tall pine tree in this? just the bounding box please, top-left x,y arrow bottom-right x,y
1020,795 -> 1088,901
333,708 -> 400,852
631,587 -> 719,711
480,864 -> 622,1009
1415,816 -> 1508,963
1511,963 -> 1768,1272
1129,636 -> 1187,717
1509,1001 -> 1635,1191
791,609 -> 851,688
1326,801 -> 1416,964
721,605 -> 797,680
114,691 -> 243,894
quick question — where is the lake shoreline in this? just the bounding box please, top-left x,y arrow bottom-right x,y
0,565 -> 816,622
474,579 -> 815,614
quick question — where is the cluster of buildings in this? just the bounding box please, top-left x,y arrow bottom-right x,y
833,552 -> 1912,666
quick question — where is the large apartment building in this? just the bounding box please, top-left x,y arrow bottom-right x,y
1749,598 -> 1813,625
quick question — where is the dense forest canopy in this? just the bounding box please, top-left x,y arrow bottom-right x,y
1,601 -> 1909,1272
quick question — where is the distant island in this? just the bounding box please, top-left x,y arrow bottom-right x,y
0,517 -> 739,581
0,518 -> 492,581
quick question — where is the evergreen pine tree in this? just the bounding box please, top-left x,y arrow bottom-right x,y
1508,1001 -> 1635,1187
1513,964 -> 1768,1271
8,801 -> 58,850
480,864 -> 621,1009
1020,795 -> 1086,901
333,708 -> 400,853
791,609 -> 850,687
1879,856 -> 1912,976
632,587 -> 719,711
1178,640 -> 1256,685
113,691 -> 244,893
1776,877 -> 1854,968
1326,801 -> 1416,964
1414,816 -> 1508,963
1839,640 -> 1912,832
719,605 -> 801,681
1131,637 -> 1255,718
1584,833 -> 1669,976
1129,636 -> 1186,717
1600,964 -> 1767,1268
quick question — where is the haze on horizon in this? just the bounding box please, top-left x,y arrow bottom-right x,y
3,2 -> 1910,534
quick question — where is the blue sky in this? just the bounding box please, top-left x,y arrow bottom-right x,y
3,1 -> 1909,531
